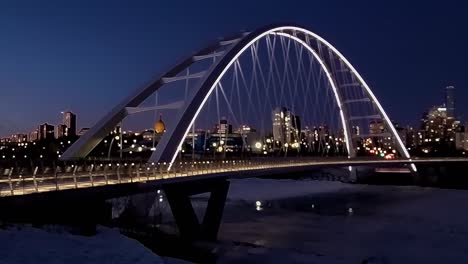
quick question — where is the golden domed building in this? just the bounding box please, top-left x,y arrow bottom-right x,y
154,115 -> 166,134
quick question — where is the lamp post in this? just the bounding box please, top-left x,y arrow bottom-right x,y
107,135 -> 122,160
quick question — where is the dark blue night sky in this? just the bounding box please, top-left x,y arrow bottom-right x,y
0,0 -> 467,137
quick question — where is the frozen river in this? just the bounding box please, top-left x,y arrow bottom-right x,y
3,178 -> 468,264
214,179 -> 468,263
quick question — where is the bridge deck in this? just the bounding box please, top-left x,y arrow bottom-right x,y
1,158 -> 467,197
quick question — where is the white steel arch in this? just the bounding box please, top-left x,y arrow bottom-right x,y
61,24 -> 412,171
152,26 -> 411,170
274,32 -> 352,159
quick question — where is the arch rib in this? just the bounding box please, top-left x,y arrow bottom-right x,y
274,32 -> 353,159
60,32 -> 246,160
60,24 -> 412,172
152,26 -> 411,170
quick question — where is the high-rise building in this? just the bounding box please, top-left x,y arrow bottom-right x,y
369,120 -> 385,135
30,129 -> 39,141
368,120 -> 394,149
445,85 -> 455,119
272,107 -> 301,145
352,125 -> 360,136
418,86 -> 458,146
405,126 -> 419,149
421,106 -> 450,142
39,123 -> 55,140
215,118 -> 232,135
395,126 -> 407,147
455,123 -> 468,151
55,124 -> 68,138
294,115 -> 301,141
62,111 -> 77,136
9,133 -> 28,143
272,107 -> 286,144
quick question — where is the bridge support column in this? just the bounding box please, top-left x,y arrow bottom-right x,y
163,178 -> 230,242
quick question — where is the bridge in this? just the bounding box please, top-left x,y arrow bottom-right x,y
1,157 -> 467,197
2,24 -> 466,242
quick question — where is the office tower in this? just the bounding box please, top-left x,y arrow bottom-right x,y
39,123 -> 55,140
62,111 -> 77,136
445,85 -> 455,119
272,107 -> 300,145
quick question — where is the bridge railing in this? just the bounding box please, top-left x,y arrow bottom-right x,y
0,157 -> 414,197
1,159 -> 239,195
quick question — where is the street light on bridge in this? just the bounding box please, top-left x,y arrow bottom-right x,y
107,134 -> 123,160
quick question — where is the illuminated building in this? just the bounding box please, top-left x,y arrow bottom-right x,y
446,85 -> 455,120
29,129 -> 39,141
153,115 -> 166,134
352,125 -> 360,136
369,120 -> 385,134
55,124 -> 68,138
206,133 -> 243,153
11,133 -> 28,143
368,120 -> 394,151
272,107 -> 301,146
62,111 -> 77,136
421,106 -> 454,142
215,118 -> 232,134
39,123 -> 55,140
455,123 -> 468,151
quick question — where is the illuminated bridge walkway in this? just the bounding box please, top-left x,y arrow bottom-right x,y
1,157 -> 467,197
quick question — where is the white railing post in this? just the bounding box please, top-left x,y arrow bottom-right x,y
104,165 -> 109,185
8,167 -> 14,195
89,164 -> 94,187
54,166 -> 59,191
33,166 -> 39,192
117,166 -> 121,183
72,165 -> 78,188
135,165 -> 140,182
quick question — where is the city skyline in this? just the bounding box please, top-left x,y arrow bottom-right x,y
0,0 -> 467,137
0,84 -> 460,140
2,4 -> 468,264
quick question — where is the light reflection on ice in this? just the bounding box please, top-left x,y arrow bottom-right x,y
256,200 -> 263,211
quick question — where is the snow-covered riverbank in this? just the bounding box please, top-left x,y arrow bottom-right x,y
0,225 -> 189,264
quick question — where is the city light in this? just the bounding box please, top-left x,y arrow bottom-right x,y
255,142 -> 262,149
255,201 -> 262,211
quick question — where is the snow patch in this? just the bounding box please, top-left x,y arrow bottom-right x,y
0,225 -> 190,264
